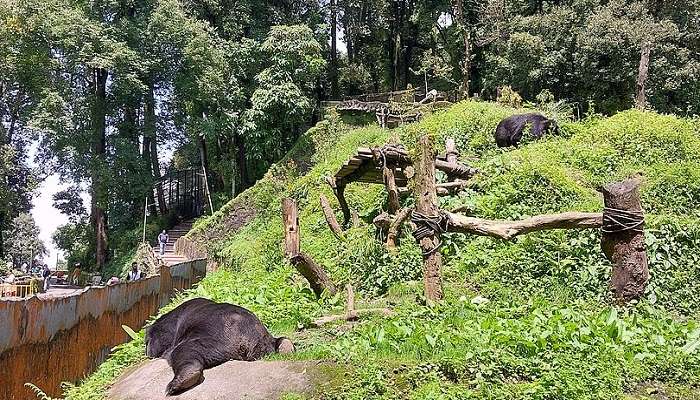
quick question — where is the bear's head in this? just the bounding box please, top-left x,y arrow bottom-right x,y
275,337 -> 295,354
145,323 -> 173,358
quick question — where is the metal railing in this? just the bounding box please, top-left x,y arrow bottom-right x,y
152,168 -> 209,219
0,283 -> 35,298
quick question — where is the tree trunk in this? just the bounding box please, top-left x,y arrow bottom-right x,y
635,42 -> 651,110
453,0 -> 471,97
151,139 -> 167,214
324,176 -> 351,227
142,135 -> 157,216
91,67 -> 109,270
0,212 -> 4,259
387,207 -> 412,249
199,135 -> 210,183
235,131 -> 248,193
330,0 -> 340,99
601,178 -> 649,302
146,83 -> 167,215
414,135 -> 443,302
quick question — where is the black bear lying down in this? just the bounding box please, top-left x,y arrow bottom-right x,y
494,113 -> 559,147
145,298 -> 294,395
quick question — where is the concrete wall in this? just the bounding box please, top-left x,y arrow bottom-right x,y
0,259 -> 206,400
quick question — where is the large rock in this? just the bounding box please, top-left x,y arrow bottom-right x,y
109,359 -> 320,400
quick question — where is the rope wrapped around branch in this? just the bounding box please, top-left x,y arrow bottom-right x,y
411,211 -> 449,255
602,207 -> 644,234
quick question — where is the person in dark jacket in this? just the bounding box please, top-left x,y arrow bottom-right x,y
42,264 -> 51,292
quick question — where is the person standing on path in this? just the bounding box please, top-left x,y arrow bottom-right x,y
42,264 -> 51,292
158,230 -> 169,256
71,263 -> 82,286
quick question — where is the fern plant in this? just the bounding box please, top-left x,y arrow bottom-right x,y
24,383 -> 62,400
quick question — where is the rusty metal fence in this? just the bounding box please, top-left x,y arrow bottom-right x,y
0,258 -> 206,400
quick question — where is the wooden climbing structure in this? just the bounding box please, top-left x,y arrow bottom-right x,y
316,137 -> 649,304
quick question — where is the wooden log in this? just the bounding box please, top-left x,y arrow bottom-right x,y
371,146 -> 412,166
434,159 -> 478,180
415,135 -> 443,302
373,211 -> 392,232
309,307 -> 393,328
387,207 -> 413,250
283,197 -> 337,298
320,194 -> 344,238
601,178 -> 649,302
444,211 -> 603,240
282,198 -> 300,257
445,138 -> 459,165
325,176 -> 352,227
290,253 -> 338,297
383,166 -> 401,214
345,284 -> 358,320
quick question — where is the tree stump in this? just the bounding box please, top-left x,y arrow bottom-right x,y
282,198 -> 300,258
414,135 -> 443,302
600,178 -> 649,302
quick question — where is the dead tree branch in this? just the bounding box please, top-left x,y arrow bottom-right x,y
444,211 -> 603,240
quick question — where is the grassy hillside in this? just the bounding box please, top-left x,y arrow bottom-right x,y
65,102 -> 700,400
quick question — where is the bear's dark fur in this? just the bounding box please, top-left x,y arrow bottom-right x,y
494,113 -> 559,147
145,298 -> 294,395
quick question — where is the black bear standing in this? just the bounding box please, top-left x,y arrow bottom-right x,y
145,298 -> 294,395
494,113 -> 559,147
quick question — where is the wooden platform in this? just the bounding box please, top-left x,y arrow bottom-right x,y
334,147 -> 411,186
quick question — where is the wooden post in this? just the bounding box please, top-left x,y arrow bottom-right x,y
387,207 -> 412,250
635,42 -> 651,110
415,135 -> 443,302
351,210 -> 360,228
601,179 -> 649,302
320,194 -> 343,238
282,198 -> 338,297
345,284 -> 358,320
383,165 -> 401,214
445,138 -> 458,175
282,198 -> 300,258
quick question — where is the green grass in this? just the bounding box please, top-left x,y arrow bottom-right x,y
65,102 -> 700,400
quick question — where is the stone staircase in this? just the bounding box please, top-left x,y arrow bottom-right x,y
153,220 -> 194,266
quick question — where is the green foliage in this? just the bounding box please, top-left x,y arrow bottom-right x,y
68,102 -> 700,399
4,213 -> 46,267
496,86 -> 523,109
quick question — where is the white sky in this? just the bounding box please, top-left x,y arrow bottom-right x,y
30,174 -> 71,267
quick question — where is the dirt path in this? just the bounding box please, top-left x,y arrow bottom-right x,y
108,359 -> 330,400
